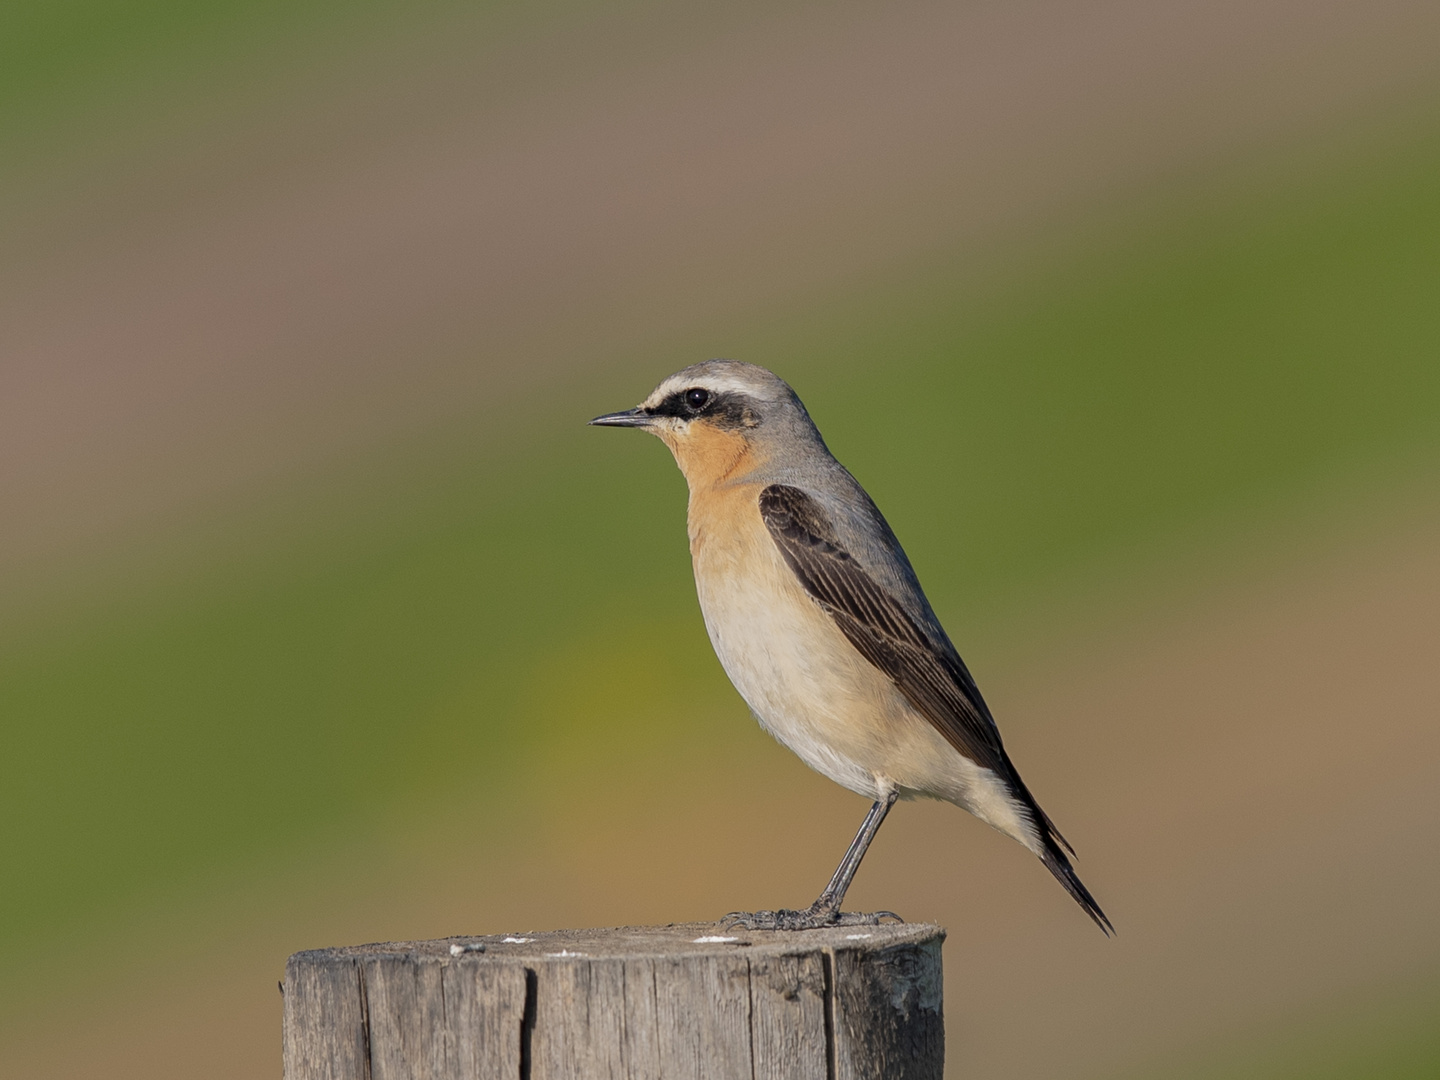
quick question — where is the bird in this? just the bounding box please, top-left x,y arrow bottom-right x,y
591,360 -> 1111,934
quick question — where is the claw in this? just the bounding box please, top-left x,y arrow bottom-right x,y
724,908 -> 825,930
829,909 -> 905,926
720,905 -> 906,931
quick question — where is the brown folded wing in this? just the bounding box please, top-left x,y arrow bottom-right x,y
757,483 -> 1008,778
757,483 -> 1111,933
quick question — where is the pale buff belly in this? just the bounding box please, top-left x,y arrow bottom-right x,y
685,486 -> 1040,849
688,490 -> 999,812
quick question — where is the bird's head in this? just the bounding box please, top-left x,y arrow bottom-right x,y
590,359 -> 815,488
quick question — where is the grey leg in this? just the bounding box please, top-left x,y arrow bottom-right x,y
814,790 -> 899,912
725,791 -> 903,931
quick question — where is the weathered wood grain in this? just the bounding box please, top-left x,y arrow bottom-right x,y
832,933 -> 945,1080
283,951 -> 369,1080
283,922 -> 944,1080
747,951 -> 829,1079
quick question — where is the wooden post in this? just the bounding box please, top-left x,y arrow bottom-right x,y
283,921 -> 944,1079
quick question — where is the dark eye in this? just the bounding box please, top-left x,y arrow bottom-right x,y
684,388 -> 711,411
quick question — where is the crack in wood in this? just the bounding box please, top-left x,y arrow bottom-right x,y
822,948 -> 838,1080
354,960 -> 373,1080
519,967 -> 538,1080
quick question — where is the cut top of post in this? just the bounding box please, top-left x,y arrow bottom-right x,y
283,922 -> 945,1080
300,920 -> 941,961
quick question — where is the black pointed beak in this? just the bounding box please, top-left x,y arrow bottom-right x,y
588,407 -> 652,428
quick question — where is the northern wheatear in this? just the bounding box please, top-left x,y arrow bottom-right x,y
592,360 -> 1111,933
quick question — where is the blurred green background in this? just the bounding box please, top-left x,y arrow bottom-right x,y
3,2 -> 1439,1077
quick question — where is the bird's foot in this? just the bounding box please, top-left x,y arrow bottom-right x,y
722,903 -> 904,931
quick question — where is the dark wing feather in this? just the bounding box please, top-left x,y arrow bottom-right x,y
758,484 -> 1007,774
758,484 -> 1113,934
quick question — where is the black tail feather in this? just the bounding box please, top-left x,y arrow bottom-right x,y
1039,840 -> 1113,936
1035,804 -> 1077,859
1003,763 -> 1109,933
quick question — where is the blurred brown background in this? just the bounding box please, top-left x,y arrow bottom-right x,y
2,1 -> 1439,1076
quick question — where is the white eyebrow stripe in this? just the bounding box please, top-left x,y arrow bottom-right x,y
642,373 -> 774,408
